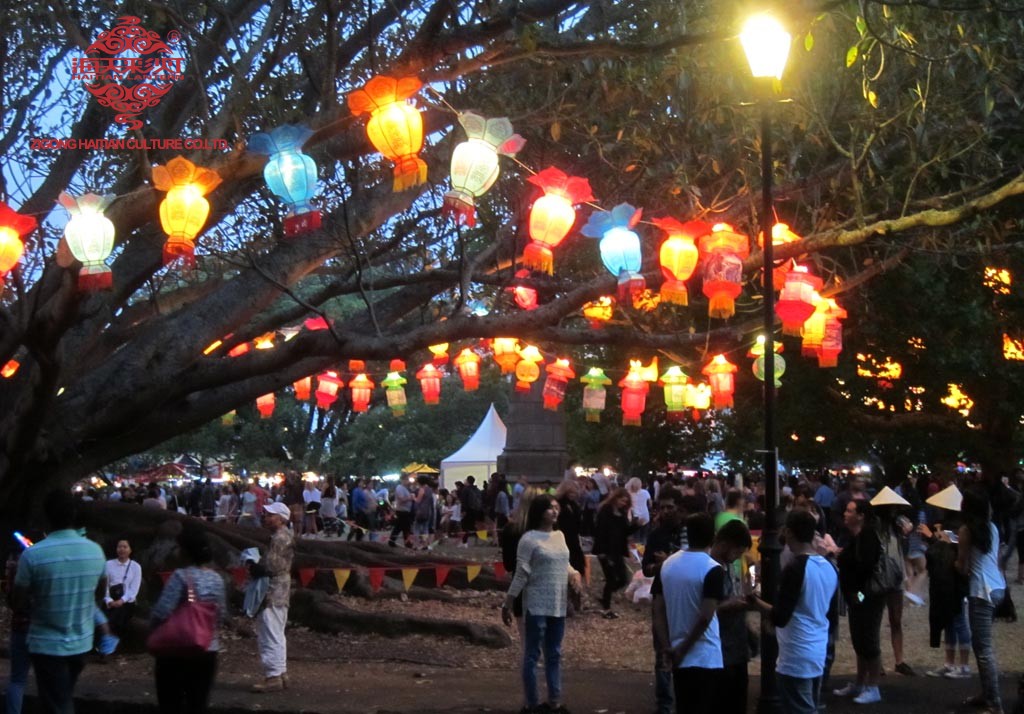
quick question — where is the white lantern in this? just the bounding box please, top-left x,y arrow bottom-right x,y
58,192 -> 116,291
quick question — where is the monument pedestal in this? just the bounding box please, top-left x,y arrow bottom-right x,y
497,378 -> 568,485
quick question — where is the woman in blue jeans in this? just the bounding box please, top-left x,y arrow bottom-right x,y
938,487 -> 1006,714
502,494 -> 582,714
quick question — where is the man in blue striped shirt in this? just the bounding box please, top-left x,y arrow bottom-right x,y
13,490 -> 105,714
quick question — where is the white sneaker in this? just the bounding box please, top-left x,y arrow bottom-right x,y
853,687 -> 881,704
905,592 -> 926,607
945,666 -> 971,679
927,665 -> 954,677
833,683 -> 863,697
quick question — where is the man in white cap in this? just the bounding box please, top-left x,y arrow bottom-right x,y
249,501 -> 294,692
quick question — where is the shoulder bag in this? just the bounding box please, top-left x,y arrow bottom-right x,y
146,572 -> 217,657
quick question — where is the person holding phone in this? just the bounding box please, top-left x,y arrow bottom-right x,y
103,538 -> 142,637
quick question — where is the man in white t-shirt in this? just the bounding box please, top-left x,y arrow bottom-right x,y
389,479 -> 415,547
749,509 -> 839,713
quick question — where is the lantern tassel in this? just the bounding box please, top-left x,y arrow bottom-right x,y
393,156 -> 427,192
707,294 -> 736,320
163,238 -> 197,268
659,280 -> 689,306
622,415 -> 641,427
586,412 -> 601,423
514,380 -> 532,393
442,192 -> 477,227
523,243 -> 554,275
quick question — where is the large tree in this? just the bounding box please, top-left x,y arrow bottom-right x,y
2,0 -> 1024,522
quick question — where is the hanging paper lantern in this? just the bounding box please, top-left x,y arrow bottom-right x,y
759,222 -> 803,290
349,373 -> 375,413
254,333 -> 276,350
619,369 -> 650,427
580,367 -> 612,422
256,393 -> 276,419
348,359 -> 366,373
514,345 -> 544,392
428,343 -> 449,366
57,192 -> 116,291
817,301 -> 848,368
775,265 -> 823,336
654,217 -> 706,306
702,354 -> 738,409
347,75 -> 426,191
382,360 -> 408,416
228,342 -> 250,357
698,223 -> 749,319
685,382 -> 713,419
416,363 -> 442,405
454,348 -> 481,391
801,297 -> 846,359
659,366 -> 690,421
305,316 -> 329,331
221,410 -> 236,425
492,338 -> 519,374
524,168 -> 594,274
1,359 -> 19,378
152,157 -> 222,266
753,353 -> 787,387
0,201 -> 37,289
248,124 -> 321,236
543,358 -> 575,411
581,203 -> 645,302
508,269 -> 539,310
315,371 -> 344,409
582,296 -> 614,328
443,112 -> 526,227
293,376 -> 312,401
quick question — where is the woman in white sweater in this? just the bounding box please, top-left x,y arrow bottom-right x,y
502,494 -> 581,714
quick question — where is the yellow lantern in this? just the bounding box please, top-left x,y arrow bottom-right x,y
655,217 -> 706,306
702,354 -> 738,409
152,157 -> 222,266
492,338 -> 519,374
428,343 -> 449,366
58,192 -> 116,291
0,201 -> 37,289
515,344 -> 544,392
347,75 -> 426,191
583,296 -> 614,327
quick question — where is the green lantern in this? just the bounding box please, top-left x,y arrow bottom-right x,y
659,366 -> 690,422
580,367 -> 612,423
382,360 -> 408,416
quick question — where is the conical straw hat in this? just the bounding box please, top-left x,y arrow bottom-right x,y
870,485 -> 911,507
925,484 -> 962,512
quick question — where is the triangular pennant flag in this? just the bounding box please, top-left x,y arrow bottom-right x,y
230,566 -> 248,590
298,568 -> 316,587
466,564 -> 481,582
435,565 -> 451,587
493,561 -> 507,580
476,529 -> 489,542
333,568 -> 351,592
157,571 -> 172,585
401,568 -> 419,591
368,567 -> 385,593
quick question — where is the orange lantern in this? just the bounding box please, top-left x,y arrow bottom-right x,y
0,201 -> 37,289
152,157 -> 222,266
702,354 -> 738,409
428,343 -> 449,367
583,296 -> 614,328
256,393 -> 276,419
1,359 -> 20,378
515,345 -> 544,392
347,76 -> 426,191
348,359 -> 366,373
655,217 -> 706,306
349,373 -> 375,413
315,371 -> 343,409
416,363 -> 442,404
698,223 -> 749,319
524,167 -> 594,274
492,338 -> 519,374
228,342 -> 250,357
510,269 -> 539,311
801,298 -> 843,358
775,265 -> 823,336
543,358 -> 575,410
254,333 -> 276,349
454,348 -> 481,391
293,376 -> 312,401
759,222 -> 803,290
817,300 -> 848,368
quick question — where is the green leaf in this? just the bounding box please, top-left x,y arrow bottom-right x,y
804,31 -> 814,51
846,45 -> 859,68
856,16 -> 867,37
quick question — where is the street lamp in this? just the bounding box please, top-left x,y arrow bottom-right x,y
740,11 -> 790,714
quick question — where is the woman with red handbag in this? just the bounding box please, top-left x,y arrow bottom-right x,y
149,524 -> 227,714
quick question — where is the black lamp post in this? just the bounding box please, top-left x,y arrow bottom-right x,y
740,13 -> 791,714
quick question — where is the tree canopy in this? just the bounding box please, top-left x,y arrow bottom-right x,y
2,0 -> 1024,515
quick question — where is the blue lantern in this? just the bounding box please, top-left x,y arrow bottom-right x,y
249,124 -> 321,236
581,202 -> 645,302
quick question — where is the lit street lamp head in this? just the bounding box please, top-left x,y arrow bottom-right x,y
740,13 -> 792,80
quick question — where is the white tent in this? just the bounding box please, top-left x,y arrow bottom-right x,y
440,404 -> 507,489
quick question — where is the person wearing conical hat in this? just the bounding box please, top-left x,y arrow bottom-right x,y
869,485 -> 917,677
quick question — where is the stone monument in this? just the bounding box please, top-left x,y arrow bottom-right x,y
497,377 -> 569,484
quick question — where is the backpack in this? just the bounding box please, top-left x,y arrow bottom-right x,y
465,485 -> 482,513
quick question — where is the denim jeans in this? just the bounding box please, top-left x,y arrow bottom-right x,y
522,614 -> 566,708
6,630 -> 29,714
655,667 -> 674,714
777,674 -> 822,714
944,600 -> 972,648
969,590 -> 1004,710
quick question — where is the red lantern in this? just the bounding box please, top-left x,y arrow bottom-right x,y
0,201 -> 37,289
699,223 -> 749,319
618,370 -> 649,427
416,363 -> 442,404
228,342 -> 250,357
256,393 -> 276,419
510,269 -> 539,311
524,168 -> 594,274
315,371 -> 343,409
817,301 -> 848,368
515,345 -> 544,392
349,373 -> 375,412
293,376 -> 312,401
655,217 -> 705,306
305,316 -> 329,331
543,358 -> 575,410
492,338 -> 519,374
2,359 -> 20,378
702,354 -> 738,409
775,265 -> 823,336
454,348 -> 481,391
